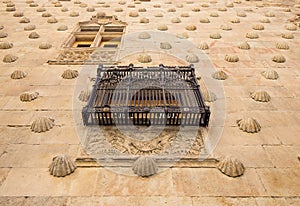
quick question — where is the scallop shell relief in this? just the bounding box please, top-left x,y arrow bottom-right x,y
78,90 -> 90,102
31,116 -> 55,133
250,91 -> 271,102
212,70 -> 228,80
261,69 -> 279,80
20,92 -> 39,102
11,70 -> 27,79
132,156 -> 158,177
186,54 -> 199,63
61,69 -> 78,79
137,54 -> 152,63
236,117 -> 261,133
49,155 -> 76,177
217,156 -> 245,177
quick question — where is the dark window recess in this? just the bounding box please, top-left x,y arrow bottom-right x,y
103,44 -> 118,48
77,44 -> 91,47
104,27 -> 124,32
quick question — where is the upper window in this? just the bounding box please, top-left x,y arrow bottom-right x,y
62,16 -> 126,49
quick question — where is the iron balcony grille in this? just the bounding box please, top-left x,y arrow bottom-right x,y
82,64 -> 210,126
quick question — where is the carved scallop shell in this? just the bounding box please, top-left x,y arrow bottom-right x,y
47,17 -> 58,23
202,3 -> 210,7
200,18 -> 210,23
54,2 -> 62,7
138,8 -> 146,12
272,55 -> 286,63
153,4 -> 161,8
234,0 -> 242,3
129,11 -> 139,17
285,24 -> 297,31
49,155 -> 76,177
265,12 -> 275,17
80,3 -> 88,8
96,12 -> 106,18
210,33 -> 221,39
175,3 -> 183,8
138,32 -> 151,39
119,0 -> 126,5
192,7 -> 200,12
29,3 -> 38,7
42,12 -> 52,17
61,7 -> 68,12
70,11 -> 79,17
57,25 -> 68,31
157,24 -> 168,31
154,13 -> 163,17
261,69 -> 279,80
225,54 -> 239,62
275,42 -> 289,50
281,33 -> 294,39
39,42 -> 52,49
238,42 -> 250,50
24,24 -> 36,31
167,8 -> 176,12
171,17 -> 181,23
186,1 -> 194,4
78,90 -> 90,102
203,90 -> 217,102
252,24 -> 264,30
6,2 -> 15,7
181,13 -> 189,17
226,2 -> 234,8
137,54 -> 152,63
260,18 -> 270,23
62,69 -> 78,79
251,91 -> 271,102
236,117 -> 261,133
186,54 -> 199,63
6,7 -> 16,12
160,42 -> 172,50
29,32 -> 40,39
11,70 -> 26,79
19,17 -> 30,23
13,11 -> 24,17
210,12 -> 219,17
20,92 -> 39,102
3,54 -> 18,63
0,32 -> 8,38
176,32 -> 189,39
230,18 -> 240,23
87,7 -> 95,12
246,31 -> 259,39
127,4 -> 135,8
220,24 -> 232,31
218,7 -> 227,12
0,41 -> 13,49
115,8 -> 123,12
217,156 -> 245,177
186,25 -> 197,31
132,156 -> 158,177
36,7 -> 46,12
31,116 -> 54,133
140,17 -> 149,24
198,42 -> 209,50
212,70 -> 228,80
237,11 -> 246,17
